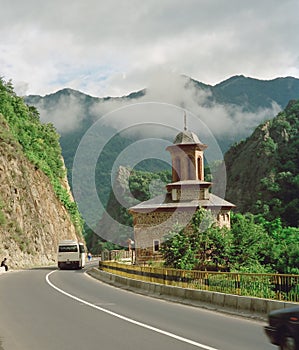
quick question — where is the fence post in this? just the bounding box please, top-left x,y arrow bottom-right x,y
204,272 -> 209,290
235,274 -> 241,295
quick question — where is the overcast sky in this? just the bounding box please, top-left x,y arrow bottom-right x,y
1,0 -> 299,97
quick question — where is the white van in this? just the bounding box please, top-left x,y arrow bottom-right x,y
57,240 -> 86,269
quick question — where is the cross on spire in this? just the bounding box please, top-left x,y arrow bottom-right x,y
183,111 -> 187,131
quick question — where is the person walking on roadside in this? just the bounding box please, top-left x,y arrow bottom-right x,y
1,257 -> 8,271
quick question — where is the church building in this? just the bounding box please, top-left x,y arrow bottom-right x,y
129,124 -> 235,265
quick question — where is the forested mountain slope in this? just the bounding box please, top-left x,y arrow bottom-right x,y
225,100 -> 299,227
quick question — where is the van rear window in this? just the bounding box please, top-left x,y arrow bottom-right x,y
59,245 -> 78,252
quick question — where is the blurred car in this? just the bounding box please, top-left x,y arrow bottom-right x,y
264,306 -> 299,350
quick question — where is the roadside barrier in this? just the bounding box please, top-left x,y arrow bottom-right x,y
99,261 -> 299,302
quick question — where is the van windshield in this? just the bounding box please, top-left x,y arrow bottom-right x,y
59,245 -> 78,252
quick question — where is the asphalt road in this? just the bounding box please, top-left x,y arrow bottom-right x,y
0,264 -> 274,350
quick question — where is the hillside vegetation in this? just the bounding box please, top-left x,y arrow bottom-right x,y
0,78 -> 83,232
225,99 -> 299,227
0,78 -> 83,267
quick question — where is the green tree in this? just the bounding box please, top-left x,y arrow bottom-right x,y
161,224 -> 199,270
257,216 -> 299,273
229,213 -> 271,272
161,209 -> 231,270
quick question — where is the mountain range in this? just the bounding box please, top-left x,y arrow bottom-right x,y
25,74 -> 299,152
24,75 -> 299,226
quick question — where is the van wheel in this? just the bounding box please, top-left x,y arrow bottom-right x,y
280,332 -> 296,350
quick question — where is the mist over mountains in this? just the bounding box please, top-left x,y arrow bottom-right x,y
25,74 -> 299,146
24,74 -> 299,210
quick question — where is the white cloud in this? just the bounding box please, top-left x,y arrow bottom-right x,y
0,0 -> 298,97
87,69 -> 281,142
36,93 -> 85,133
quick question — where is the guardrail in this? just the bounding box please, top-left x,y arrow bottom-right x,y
101,250 -> 132,261
99,261 -> 299,302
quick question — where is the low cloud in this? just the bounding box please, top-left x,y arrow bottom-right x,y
30,69 -> 282,144
88,70 -> 282,143
35,93 -> 85,133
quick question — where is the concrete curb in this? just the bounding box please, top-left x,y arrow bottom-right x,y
87,268 -> 298,321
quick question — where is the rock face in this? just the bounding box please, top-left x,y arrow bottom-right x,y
0,116 -> 82,269
224,100 -> 299,226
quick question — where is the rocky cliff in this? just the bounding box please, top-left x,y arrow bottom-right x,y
224,100 -> 299,226
0,114 -> 82,269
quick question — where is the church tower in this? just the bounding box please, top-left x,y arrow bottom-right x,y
165,125 -> 212,203
129,116 -> 235,264
166,129 -> 207,182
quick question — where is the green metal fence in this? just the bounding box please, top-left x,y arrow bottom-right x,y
99,261 -> 299,302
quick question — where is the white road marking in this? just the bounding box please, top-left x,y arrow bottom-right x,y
46,270 -> 221,350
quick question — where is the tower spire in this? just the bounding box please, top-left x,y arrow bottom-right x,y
183,111 -> 187,131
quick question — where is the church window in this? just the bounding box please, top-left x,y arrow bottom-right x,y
153,240 -> 160,252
